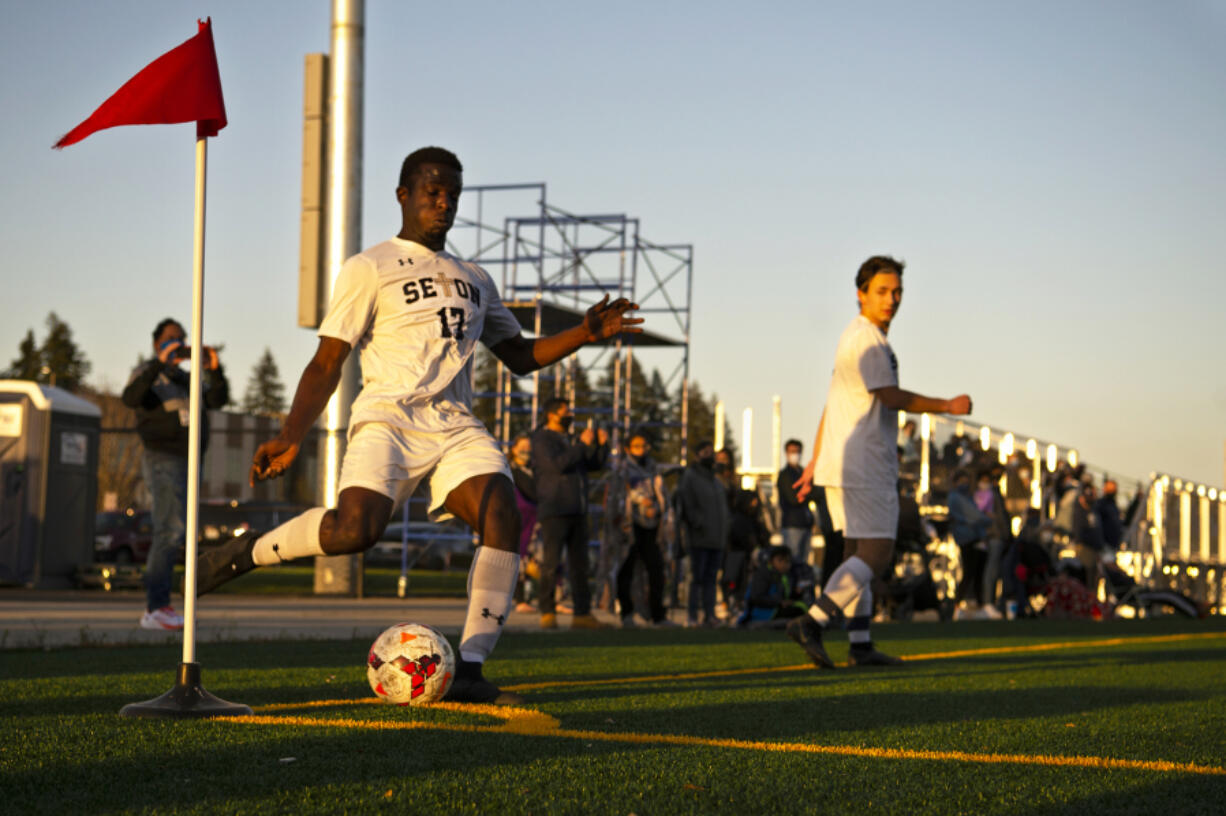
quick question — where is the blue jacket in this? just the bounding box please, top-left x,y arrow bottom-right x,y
948,486 -> 990,547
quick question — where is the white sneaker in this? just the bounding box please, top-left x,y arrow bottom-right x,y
140,606 -> 184,631
978,604 -> 1003,620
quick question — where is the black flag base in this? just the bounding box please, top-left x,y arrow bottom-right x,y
120,662 -> 252,719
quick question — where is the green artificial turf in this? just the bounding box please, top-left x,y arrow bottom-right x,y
2,617 -> 1224,815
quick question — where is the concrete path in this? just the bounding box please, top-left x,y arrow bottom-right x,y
0,589 -> 625,650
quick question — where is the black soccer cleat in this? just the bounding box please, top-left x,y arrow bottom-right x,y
786,614 -> 836,670
443,660 -> 525,706
196,529 -> 260,596
849,647 -> 905,667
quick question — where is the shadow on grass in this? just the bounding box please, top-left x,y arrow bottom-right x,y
0,715 -> 653,813
0,677 -> 374,721
538,681 -> 1214,743
1028,774 -> 1226,816
0,640 -> 371,682
6,716 -> 1225,815
506,642 -> 1226,699
6,688 -> 1223,814
492,616 -> 1226,657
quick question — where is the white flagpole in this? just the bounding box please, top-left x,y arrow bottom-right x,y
121,130 -> 249,716
181,134 -> 208,666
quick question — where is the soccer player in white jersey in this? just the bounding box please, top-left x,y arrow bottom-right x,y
196,147 -> 642,704
790,256 -> 972,668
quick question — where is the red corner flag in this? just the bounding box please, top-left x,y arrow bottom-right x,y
53,18 -> 227,148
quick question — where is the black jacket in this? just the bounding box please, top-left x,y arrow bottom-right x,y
776,464 -> 812,529
121,359 -> 229,457
530,427 -> 607,519
676,464 -> 729,550
511,464 -> 537,504
1072,500 -> 1106,552
1095,495 -> 1123,549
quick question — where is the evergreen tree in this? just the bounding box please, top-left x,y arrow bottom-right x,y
4,330 -> 41,380
598,355 -> 676,446
4,313 -> 91,390
39,312 -> 91,391
471,349 -> 612,443
677,379 -> 736,465
242,348 -> 286,416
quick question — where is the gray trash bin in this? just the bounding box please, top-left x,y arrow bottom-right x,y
0,380 -> 100,587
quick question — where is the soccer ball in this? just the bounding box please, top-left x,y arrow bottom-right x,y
366,622 -> 455,705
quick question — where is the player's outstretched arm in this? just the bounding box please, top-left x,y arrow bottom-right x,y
489,294 -> 643,375
250,337 -> 351,485
872,386 -> 973,416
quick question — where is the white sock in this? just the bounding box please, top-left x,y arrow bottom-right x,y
459,546 -> 520,663
848,584 -> 873,645
809,555 -> 873,627
252,508 -> 327,566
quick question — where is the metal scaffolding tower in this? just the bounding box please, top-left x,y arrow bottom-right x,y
447,183 -> 694,461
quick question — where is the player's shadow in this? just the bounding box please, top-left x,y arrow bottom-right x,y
538,682 -> 1212,743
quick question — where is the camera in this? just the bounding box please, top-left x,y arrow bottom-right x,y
158,339 -> 190,360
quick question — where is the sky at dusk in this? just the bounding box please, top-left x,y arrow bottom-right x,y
2,0 -> 1224,487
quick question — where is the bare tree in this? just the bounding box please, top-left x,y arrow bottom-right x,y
82,388 -> 146,511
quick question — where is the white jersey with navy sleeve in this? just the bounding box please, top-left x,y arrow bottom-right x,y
318,237 -> 521,436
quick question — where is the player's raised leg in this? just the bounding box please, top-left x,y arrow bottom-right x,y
440,472 -> 524,705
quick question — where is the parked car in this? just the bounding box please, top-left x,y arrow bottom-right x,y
369,521 -> 474,570
198,500 -> 313,544
94,510 -> 153,564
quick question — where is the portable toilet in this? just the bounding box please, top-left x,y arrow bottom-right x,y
0,380 -> 101,587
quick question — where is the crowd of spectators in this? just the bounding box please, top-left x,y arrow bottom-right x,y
503,396 -> 778,628
500,406 -> 1206,629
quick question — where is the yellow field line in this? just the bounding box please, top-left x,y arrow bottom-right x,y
504,630 -> 1226,692
227,708 -> 1226,777
904,630 -> 1226,662
228,630 -> 1226,777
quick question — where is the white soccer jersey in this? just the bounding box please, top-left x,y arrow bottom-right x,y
813,315 -> 900,490
318,237 -> 522,435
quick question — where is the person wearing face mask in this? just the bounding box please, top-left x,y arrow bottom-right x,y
676,440 -> 731,626
974,466 -> 1011,619
776,439 -> 814,564
613,432 -> 672,627
507,434 -> 540,612
531,397 -> 610,629
948,469 -> 992,612
713,448 -> 737,504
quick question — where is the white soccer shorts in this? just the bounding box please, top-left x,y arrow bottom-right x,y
824,486 -> 899,540
338,421 -> 511,519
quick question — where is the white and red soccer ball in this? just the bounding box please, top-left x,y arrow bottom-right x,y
366,622 -> 455,705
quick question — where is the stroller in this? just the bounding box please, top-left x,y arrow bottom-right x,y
1103,555 -> 1208,618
